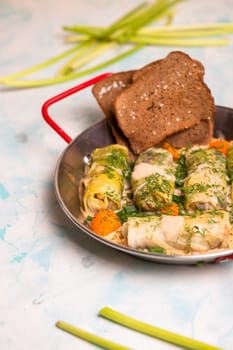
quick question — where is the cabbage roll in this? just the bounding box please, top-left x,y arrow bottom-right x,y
131,147 -> 176,211
184,148 -> 228,212
80,144 -> 130,217
124,211 -> 231,253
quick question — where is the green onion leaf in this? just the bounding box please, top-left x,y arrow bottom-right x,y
57,41 -> 116,76
120,35 -> 229,46
1,44 -> 143,88
0,43 -> 84,83
99,307 -> 222,350
56,320 -> 131,350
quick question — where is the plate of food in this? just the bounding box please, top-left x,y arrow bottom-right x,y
42,51 -> 233,265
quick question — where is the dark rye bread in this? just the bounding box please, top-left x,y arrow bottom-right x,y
92,71 -> 137,158
133,51 -> 211,148
165,119 -> 213,148
92,70 -> 134,118
113,51 -> 215,154
132,53 -> 212,148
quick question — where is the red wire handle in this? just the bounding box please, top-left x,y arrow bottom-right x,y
41,72 -> 112,143
215,254 -> 233,263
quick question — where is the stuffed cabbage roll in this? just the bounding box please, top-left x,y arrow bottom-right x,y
80,144 -> 130,217
184,147 -> 228,212
124,211 -> 231,253
131,147 -> 176,211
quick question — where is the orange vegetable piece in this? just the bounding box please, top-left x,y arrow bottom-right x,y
90,209 -> 121,236
160,203 -> 179,216
208,139 -> 229,155
162,142 -> 180,160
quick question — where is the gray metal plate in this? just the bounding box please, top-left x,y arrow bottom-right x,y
54,106 -> 233,264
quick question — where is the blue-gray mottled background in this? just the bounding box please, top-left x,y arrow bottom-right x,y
0,1 -> 233,349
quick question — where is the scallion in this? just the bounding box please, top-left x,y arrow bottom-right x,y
99,307 -> 222,350
1,0 -> 233,89
56,320 -> 131,350
1,44 -> 143,87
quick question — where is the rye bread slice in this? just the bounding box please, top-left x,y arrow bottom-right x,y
113,51 -> 215,154
165,119 -> 213,148
92,70 -> 134,118
133,52 -> 212,148
92,71 -> 137,158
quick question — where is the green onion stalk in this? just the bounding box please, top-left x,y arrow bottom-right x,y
56,320 -> 131,350
1,0 -> 233,88
99,307 -> 222,350
55,306 -> 222,350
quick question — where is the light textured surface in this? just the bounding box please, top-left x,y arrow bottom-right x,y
0,1 -> 233,349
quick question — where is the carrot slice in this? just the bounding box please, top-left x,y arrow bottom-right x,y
160,203 -> 179,216
208,139 -> 229,155
162,142 -> 180,160
90,209 -> 121,236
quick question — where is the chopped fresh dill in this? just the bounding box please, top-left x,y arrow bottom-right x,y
106,149 -> 131,179
175,153 -> 186,187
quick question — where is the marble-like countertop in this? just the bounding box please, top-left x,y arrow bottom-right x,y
1,1 -> 233,349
